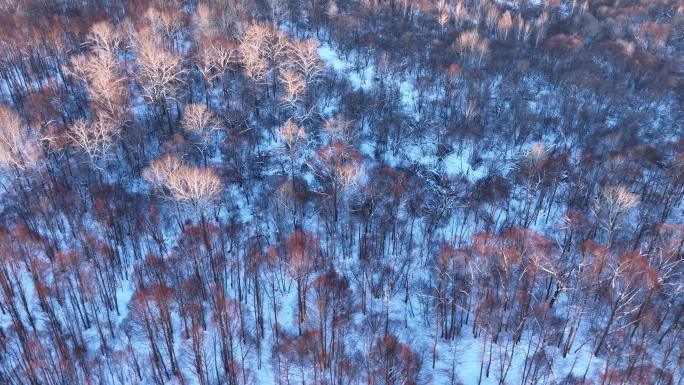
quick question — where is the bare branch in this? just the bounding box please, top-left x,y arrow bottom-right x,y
67,115 -> 119,166
143,154 -> 223,212
0,104 -> 40,170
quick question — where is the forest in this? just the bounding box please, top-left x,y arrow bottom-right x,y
0,0 -> 683,383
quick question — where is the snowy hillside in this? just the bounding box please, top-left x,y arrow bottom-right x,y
0,0 -> 683,384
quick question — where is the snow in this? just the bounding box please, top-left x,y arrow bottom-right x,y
318,44 -> 375,92
116,279 -> 135,323
1,11 -> 680,385
311,35 -> 626,385
442,149 -> 485,181
318,42 -> 487,186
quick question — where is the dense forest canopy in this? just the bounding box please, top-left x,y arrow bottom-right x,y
0,0 -> 683,384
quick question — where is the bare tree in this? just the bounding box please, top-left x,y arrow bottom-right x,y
436,0 -> 451,34
87,21 -> 122,55
278,67 -> 307,114
267,0 -> 290,25
323,114 -> 355,144
182,104 -> 223,137
70,51 -> 129,125
192,3 -> 218,42
497,11 -> 512,40
596,185 -> 639,247
68,115 -> 119,168
240,22 -> 272,89
287,37 -> 325,87
484,4 -> 499,34
282,230 -> 322,335
456,30 -> 480,58
515,14 -> 533,43
145,5 -> 185,53
181,103 -> 224,163
143,154 -> 223,227
278,120 -> 308,176
451,1 -> 466,29
326,0 -> 339,17
592,251 -> 654,356
277,120 -> 308,230
312,143 -> 363,223
206,37 -> 240,102
134,27 -> 185,133
0,103 -> 40,171
463,99 -> 479,122
475,39 -> 489,66
535,12 -> 549,48
517,143 -> 548,226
